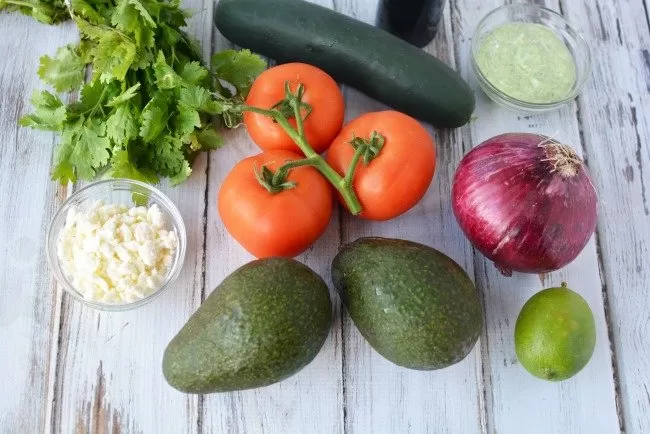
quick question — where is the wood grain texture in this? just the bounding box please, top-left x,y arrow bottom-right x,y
335,1 -> 485,433
1,0 -> 647,432
560,0 -> 650,432
452,0 -> 620,433
45,0 -> 213,432
0,15 -> 78,434
200,2 -> 344,433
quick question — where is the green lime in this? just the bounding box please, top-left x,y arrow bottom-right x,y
514,283 -> 596,381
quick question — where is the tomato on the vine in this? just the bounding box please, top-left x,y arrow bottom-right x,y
244,63 -> 344,154
326,111 -> 436,221
218,150 -> 334,258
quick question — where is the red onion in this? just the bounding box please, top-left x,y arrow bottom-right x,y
452,133 -> 597,276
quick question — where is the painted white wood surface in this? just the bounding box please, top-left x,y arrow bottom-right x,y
201,0 -> 344,429
0,0 -> 648,433
34,0 -> 214,432
335,1 -> 484,433
452,1 -> 620,433
0,14 -> 78,434
559,1 -> 650,432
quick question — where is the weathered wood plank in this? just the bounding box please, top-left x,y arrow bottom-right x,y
0,14 -> 78,434
560,0 -> 650,432
335,1 -> 485,433
2,0 -> 647,432
48,1 -> 213,432
199,2 -> 344,433
451,0 -> 620,432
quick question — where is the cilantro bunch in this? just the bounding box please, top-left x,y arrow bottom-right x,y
17,0 -> 266,185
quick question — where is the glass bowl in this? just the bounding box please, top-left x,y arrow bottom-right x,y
471,4 -> 591,113
46,179 -> 187,311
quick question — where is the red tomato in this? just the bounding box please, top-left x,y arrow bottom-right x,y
244,63 -> 344,154
326,111 -> 436,221
218,150 -> 333,258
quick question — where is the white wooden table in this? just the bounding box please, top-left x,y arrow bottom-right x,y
1,0 -> 648,432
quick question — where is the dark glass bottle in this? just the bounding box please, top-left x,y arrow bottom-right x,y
377,0 -> 447,48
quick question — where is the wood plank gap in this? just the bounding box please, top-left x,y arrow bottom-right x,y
196,156 -> 210,434
336,158 -> 347,434
475,258 -> 495,434
51,292 -> 70,433
593,220 -> 626,433
196,2 -> 214,429
44,283 -> 63,433
47,176 -> 76,433
472,263 -> 489,434
448,0 -> 492,431
568,31 -> 627,434
340,308 -> 349,434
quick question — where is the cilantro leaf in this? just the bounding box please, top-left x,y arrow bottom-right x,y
19,90 -> 67,131
170,160 -> 191,186
78,80 -> 105,110
194,128 -> 223,150
159,1 -> 189,27
179,85 -> 222,114
132,48 -> 154,69
107,104 -> 138,144
106,149 -> 159,184
148,135 -> 185,176
128,0 -> 156,27
19,0 -> 262,187
93,31 -> 136,83
53,117 -> 111,182
77,40 -> 96,64
69,0 -> 104,24
72,118 -> 112,179
5,0 -> 68,24
180,61 -> 208,85
139,91 -> 169,142
51,134 -> 77,184
212,49 -> 266,97
153,52 -> 182,90
111,0 -> 156,48
66,81 -> 119,116
174,104 -> 201,137
107,83 -> 141,107
37,45 -> 86,92
112,0 -> 157,30
74,18 -> 109,41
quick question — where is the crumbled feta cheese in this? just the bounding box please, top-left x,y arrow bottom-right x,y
57,200 -> 179,305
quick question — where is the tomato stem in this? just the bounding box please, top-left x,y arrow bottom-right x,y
271,82 -> 312,124
240,94 -> 365,215
343,144 -> 365,185
254,164 -> 297,194
272,157 -> 319,186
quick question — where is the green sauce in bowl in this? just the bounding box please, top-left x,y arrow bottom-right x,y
475,22 -> 576,104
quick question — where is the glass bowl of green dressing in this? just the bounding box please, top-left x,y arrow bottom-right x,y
471,4 -> 591,112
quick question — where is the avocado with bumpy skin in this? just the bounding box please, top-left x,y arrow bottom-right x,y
332,237 -> 482,370
163,258 -> 332,393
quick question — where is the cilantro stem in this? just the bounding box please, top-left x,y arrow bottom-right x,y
87,87 -> 108,118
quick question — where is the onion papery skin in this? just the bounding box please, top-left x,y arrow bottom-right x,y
452,133 -> 598,275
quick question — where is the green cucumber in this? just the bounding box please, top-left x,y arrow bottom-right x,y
215,0 -> 475,128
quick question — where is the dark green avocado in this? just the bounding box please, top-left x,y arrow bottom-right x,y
332,237 -> 482,370
163,258 -> 332,393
